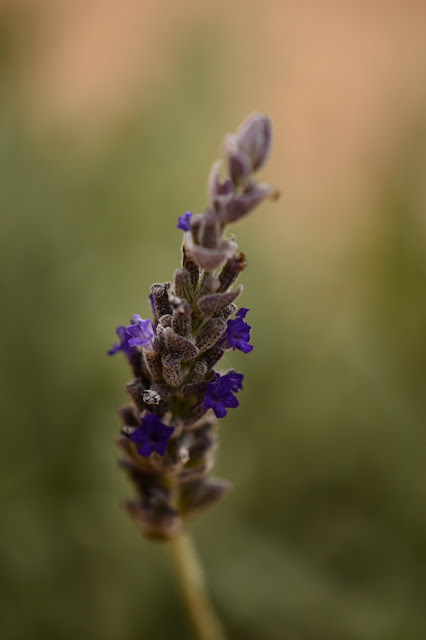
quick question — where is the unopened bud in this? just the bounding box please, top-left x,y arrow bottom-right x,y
162,352 -> 183,388
218,252 -> 247,292
196,317 -> 227,353
163,327 -> 198,360
151,283 -> 172,318
223,134 -> 252,184
184,233 -> 236,271
207,159 -> 233,208
235,113 -> 272,172
198,211 -> 221,249
174,268 -> 195,304
182,245 -> 200,290
198,285 -> 242,315
224,183 -> 273,223
143,346 -> 163,382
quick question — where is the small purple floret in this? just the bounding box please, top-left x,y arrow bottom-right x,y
226,308 -> 253,353
129,413 -> 174,457
108,326 -> 138,358
203,370 -> 244,419
228,370 -> 244,392
126,314 -> 154,347
177,211 -> 193,231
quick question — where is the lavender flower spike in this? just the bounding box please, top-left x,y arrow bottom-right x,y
126,314 -> 154,347
226,308 -> 253,353
108,114 -> 275,542
177,211 -> 192,231
129,413 -> 174,457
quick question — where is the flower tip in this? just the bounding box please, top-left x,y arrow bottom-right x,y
177,211 -> 193,232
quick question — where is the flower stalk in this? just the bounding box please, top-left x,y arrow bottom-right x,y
167,533 -> 227,640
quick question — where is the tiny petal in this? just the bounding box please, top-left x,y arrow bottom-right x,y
203,370 -> 244,419
129,413 -> 174,458
177,211 -> 193,231
108,325 -> 138,358
107,343 -> 121,356
228,370 -> 244,391
226,308 -> 253,354
126,315 -> 154,347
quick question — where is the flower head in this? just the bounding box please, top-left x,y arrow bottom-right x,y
108,326 -> 138,358
177,211 -> 193,232
203,370 -> 244,418
226,308 -> 253,353
126,314 -> 154,347
129,413 -> 174,457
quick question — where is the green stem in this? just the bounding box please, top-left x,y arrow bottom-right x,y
167,532 -> 227,640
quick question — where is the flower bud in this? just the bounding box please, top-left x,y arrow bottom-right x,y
223,134 -> 252,183
207,159 -> 233,208
162,352 -> 184,388
235,113 -> 272,172
184,233 -> 237,271
198,211 -> 221,249
218,252 -> 247,292
163,326 -> 198,360
196,317 -> 227,353
151,283 -> 172,318
198,285 -> 242,315
224,183 -> 273,223
182,245 -> 200,290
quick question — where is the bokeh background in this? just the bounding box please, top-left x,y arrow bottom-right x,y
1,1 -> 425,639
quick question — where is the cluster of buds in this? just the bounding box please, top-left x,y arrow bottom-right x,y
108,114 -> 275,540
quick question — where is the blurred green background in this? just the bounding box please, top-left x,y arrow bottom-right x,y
1,2 -> 425,639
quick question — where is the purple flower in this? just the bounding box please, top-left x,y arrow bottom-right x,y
129,413 -> 175,457
226,308 -> 253,353
203,370 -> 244,418
108,326 -> 138,358
177,211 -> 193,231
126,314 -> 154,347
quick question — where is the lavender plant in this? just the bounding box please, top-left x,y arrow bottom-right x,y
108,113 -> 275,638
